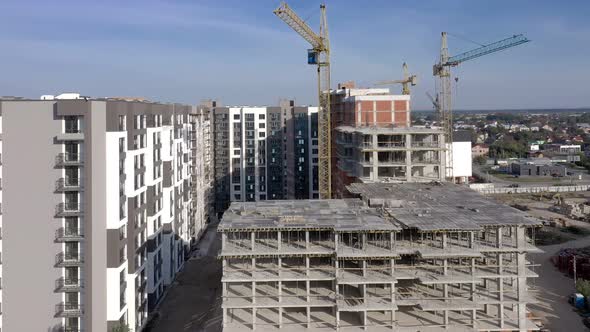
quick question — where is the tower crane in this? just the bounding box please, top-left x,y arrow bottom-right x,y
274,2 -> 332,199
433,32 -> 530,180
375,62 -> 417,95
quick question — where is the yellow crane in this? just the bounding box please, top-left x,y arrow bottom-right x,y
433,32 -> 529,180
274,2 -> 331,199
375,62 -> 417,95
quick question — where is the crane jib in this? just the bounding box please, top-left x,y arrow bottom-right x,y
445,34 -> 530,67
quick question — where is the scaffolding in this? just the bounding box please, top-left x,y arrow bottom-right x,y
218,183 -> 542,331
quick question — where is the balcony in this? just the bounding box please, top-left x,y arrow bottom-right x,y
55,203 -> 82,217
55,277 -> 83,292
55,302 -> 84,317
56,177 -> 83,192
56,131 -> 84,142
411,141 -> 441,149
55,153 -> 83,167
55,252 -> 84,267
57,326 -> 81,332
55,227 -> 84,242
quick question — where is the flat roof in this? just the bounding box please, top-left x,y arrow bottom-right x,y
347,183 -> 541,231
218,199 -> 400,232
336,125 -> 443,135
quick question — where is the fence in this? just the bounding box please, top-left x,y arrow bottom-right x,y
471,184 -> 590,195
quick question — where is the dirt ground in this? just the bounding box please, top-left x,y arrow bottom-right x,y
494,192 -> 590,331
144,221 -> 223,332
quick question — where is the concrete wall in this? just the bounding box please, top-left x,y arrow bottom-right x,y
3,101 -> 64,331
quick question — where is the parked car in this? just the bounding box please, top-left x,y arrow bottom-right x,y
508,184 -> 519,188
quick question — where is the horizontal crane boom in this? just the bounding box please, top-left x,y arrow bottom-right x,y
446,34 -> 530,66
274,2 -> 323,50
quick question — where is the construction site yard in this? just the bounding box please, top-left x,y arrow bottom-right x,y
493,191 -> 590,331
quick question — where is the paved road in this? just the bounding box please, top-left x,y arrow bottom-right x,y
530,236 -> 590,331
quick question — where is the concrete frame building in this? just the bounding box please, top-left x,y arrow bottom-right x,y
213,102 -> 319,211
219,183 -> 541,331
334,126 -> 446,197
330,83 -> 447,197
1,95 -> 212,332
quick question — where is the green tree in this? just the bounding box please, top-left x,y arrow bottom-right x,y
111,324 -> 131,332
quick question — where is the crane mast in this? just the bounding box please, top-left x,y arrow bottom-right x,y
433,32 -> 530,181
274,2 -> 331,199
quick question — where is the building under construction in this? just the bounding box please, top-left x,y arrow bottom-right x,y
330,84 -> 448,197
219,182 -> 541,331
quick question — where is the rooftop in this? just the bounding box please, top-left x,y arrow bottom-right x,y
219,183 -> 541,233
347,182 -> 541,231
218,199 -> 399,232
336,125 -> 443,135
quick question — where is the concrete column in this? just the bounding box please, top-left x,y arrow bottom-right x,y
362,232 -> 367,250
252,308 -> 257,330
223,308 -> 228,327
390,232 -> 395,251
496,227 -> 503,248
363,311 -> 368,330
278,307 -> 283,328
277,231 -> 282,251
306,280 -> 310,302
390,310 -> 395,330
362,260 -> 367,277
252,281 -> 256,304
252,258 -> 256,278
336,310 -> 340,331
278,281 -> 282,303
278,257 -> 282,277
372,134 -> 378,181
406,133 -> 412,181
306,256 -> 310,277
222,232 -> 227,248
305,230 -> 310,249
442,232 -> 447,249
469,231 -> 475,249
390,258 -> 395,277
251,231 -> 255,251
334,232 -> 339,251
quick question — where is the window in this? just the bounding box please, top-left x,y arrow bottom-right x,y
259,114 -> 265,120
298,139 -> 305,145
234,149 -> 240,156
259,132 -> 265,138
259,123 -> 265,129
233,114 -> 240,120
118,115 -> 126,131
64,116 -> 79,133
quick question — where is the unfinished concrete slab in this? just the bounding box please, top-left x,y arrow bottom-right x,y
219,183 -> 542,331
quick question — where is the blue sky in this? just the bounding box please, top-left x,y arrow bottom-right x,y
0,0 -> 588,110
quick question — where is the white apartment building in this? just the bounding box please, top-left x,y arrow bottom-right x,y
213,103 -> 319,211
0,95 -> 212,332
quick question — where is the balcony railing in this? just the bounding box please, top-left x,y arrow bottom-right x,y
56,178 -> 82,192
55,252 -> 84,267
57,326 -> 81,332
55,302 -> 84,317
55,203 -> 82,216
411,141 -> 441,148
55,277 -> 83,292
55,227 -> 84,242
55,153 -> 83,166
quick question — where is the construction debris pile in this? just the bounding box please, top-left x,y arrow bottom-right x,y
553,247 -> 590,280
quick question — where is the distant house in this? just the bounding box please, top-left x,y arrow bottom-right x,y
542,124 -> 554,132
573,135 -> 584,143
578,123 -> 590,134
472,144 -> 489,157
